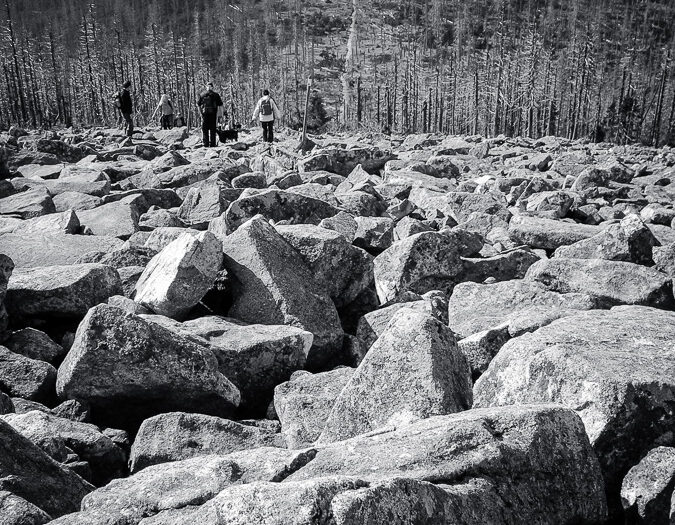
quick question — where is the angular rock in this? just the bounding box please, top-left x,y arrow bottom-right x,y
49,448 -> 315,525
222,216 -> 343,369
4,328 -> 64,364
0,233 -> 123,268
555,214 -> 658,264
319,309 -> 471,443
0,490 -> 51,525
76,195 -> 145,238
373,230 -> 469,303
6,264 -> 122,322
129,412 -> 284,473
177,180 -> 239,229
654,242 -> 675,278
297,147 -> 393,176
224,189 -> 341,233
133,231 -> 222,319
142,226 -> 201,252
276,224 -> 374,308
286,405 -> 607,524
52,191 -> 102,212
318,211 -> 358,242
274,368 -> 354,448
56,304 -> 240,429
448,279 -> 596,339
621,446 -> 675,524
474,306 -> 675,517
0,187 -> 55,219
1,410 -> 126,485
11,210 -> 79,236
509,215 -> 601,250
352,216 -> 395,252
0,418 -> 93,518
460,248 -> 540,283
526,257 -> 673,308
0,346 -> 56,403
458,324 -> 511,381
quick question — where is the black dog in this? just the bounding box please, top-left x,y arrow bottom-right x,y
216,124 -> 241,143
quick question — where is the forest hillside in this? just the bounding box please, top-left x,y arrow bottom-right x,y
1,0 -> 674,145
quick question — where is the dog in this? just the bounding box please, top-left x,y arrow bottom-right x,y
216,124 -> 242,143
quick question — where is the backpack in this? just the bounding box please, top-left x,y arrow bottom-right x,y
261,99 -> 273,116
202,92 -> 218,114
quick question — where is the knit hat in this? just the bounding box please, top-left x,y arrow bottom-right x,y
123,81 -> 131,88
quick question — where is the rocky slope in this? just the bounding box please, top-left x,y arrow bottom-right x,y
0,124 -> 674,524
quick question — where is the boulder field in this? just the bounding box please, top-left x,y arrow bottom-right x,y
1,125 -> 675,523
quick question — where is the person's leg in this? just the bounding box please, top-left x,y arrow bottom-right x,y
201,115 -> 209,147
260,120 -> 267,142
268,120 -> 274,143
168,114 -> 174,129
123,113 -> 133,137
208,114 -> 217,147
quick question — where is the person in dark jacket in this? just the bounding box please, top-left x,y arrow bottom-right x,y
197,82 -> 223,147
119,80 -> 133,138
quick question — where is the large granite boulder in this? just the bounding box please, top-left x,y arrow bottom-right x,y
554,214 -> 658,264
56,304 -> 240,429
177,179 -> 239,229
0,490 -> 51,525
1,410 -> 126,485
525,257 -> 673,308
0,233 -> 123,268
224,189 -> 341,233
508,215 -> 601,250
318,309 -> 472,444
0,418 -> 93,519
221,216 -> 343,369
275,224 -> 374,308
274,368 -> 355,448
10,210 -> 79,236
447,279 -> 597,338
297,147 -> 393,176
0,187 -> 55,219
129,412 -> 284,473
6,264 -> 122,323
76,194 -> 145,238
0,346 -> 56,403
133,231 -> 222,319
621,446 -> 675,524
474,306 -> 675,518
48,448 -> 316,525
373,230 -> 470,303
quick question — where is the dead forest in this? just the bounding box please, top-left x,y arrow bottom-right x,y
1,0 -> 674,145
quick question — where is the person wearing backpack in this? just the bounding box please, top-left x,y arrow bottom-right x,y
197,82 -> 223,147
116,80 -> 134,138
151,93 -> 174,130
252,89 -> 281,143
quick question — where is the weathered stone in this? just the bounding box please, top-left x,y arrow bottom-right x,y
138,207 -> 183,230
0,187 -> 55,219
45,171 -> 111,197
654,242 -> 675,279
508,215 -> 601,250
142,226 -> 201,252
0,346 -> 56,403
373,230 -> 471,303
319,309 -> 471,443
458,324 -> 511,380
276,224 -> 374,308
76,195 -> 145,238
318,211 -> 358,242
555,214 -> 658,264
352,216 -> 395,252
231,171 -> 266,189
286,405 -> 607,524
526,257 -> 673,308
56,304 -> 240,429
621,446 -> 675,525
97,245 -> 157,269
0,418 -> 93,518
0,392 -> 13,414
474,306 -> 675,517
222,216 -> 343,369
1,410 -> 126,485
6,264 -> 122,322
52,191 -> 102,212
224,189 -> 341,233
133,231 -> 222,319
177,180 -> 239,229
274,368 -> 354,448
641,203 -> 675,225
145,315 -> 312,413
460,248 -> 540,283
49,448 -> 315,525
0,233 -> 123,268
447,279 -> 596,339
129,412 -> 284,472
11,210 -> 79,236
0,490 -> 51,525
4,328 -> 64,364
51,399 -> 90,422
297,147 -> 393,176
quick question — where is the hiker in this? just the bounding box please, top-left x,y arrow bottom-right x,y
197,82 -> 223,147
117,80 -> 133,138
252,89 -> 281,143
152,93 -> 174,130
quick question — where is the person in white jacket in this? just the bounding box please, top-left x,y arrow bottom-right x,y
252,89 -> 281,143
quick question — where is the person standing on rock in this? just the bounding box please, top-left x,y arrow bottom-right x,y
151,93 -> 174,130
198,82 -> 223,148
118,81 -> 134,139
252,89 -> 281,143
